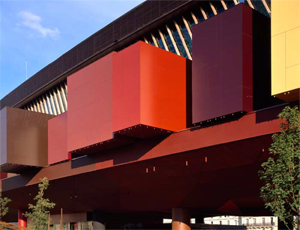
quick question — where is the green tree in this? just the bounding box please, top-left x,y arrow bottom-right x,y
0,192 -> 11,221
25,177 -> 55,230
259,106 -> 300,229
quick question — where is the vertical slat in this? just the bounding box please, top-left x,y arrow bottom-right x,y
61,84 -> 68,111
233,0 -> 239,5
209,2 -> 218,15
191,12 -> 198,24
36,100 -> 41,113
39,98 -> 45,113
30,103 -> 34,112
220,0 -> 228,10
261,0 -> 271,14
49,92 -> 57,115
246,0 -> 255,9
158,29 -> 169,52
166,25 -> 181,56
53,89 -> 61,115
174,21 -> 192,60
151,33 -> 159,47
144,37 -> 149,44
33,102 -> 38,112
43,96 -> 49,114
182,17 -> 192,39
46,94 -> 54,115
200,7 -> 208,20
56,87 -> 65,113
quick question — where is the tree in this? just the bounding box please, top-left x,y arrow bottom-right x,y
259,106 -> 300,229
0,192 -> 11,221
25,177 -> 55,230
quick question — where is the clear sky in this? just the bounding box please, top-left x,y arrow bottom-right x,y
0,0 -> 145,99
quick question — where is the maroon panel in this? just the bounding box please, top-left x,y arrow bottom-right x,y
48,113 -> 67,165
192,4 -> 253,124
67,53 -> 114,152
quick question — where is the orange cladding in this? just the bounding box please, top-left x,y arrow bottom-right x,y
112,41 -> 187,133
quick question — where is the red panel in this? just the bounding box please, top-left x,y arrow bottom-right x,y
112,43 -> 141,133
67,53 -> 114,152
192,4 -> 253,124
112,42 -> 187,136
0,173 -> 7,180
18,209 -> 27,227
48,113 -> 67,165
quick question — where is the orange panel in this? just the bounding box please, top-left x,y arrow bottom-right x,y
67,53 -> 114,152
140,43 -> 187,131
112,42 -> 187,137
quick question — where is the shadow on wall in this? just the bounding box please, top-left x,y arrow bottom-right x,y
71,134 -> 170,169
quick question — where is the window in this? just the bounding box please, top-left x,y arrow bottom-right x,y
169,24 -> 188,58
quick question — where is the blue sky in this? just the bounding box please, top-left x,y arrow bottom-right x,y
0,0 -> 144,99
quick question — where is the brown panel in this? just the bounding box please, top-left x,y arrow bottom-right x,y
0,107 -> 54,172
192,4 -> 253,124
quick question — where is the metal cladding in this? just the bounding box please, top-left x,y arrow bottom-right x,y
1,0 -> 299,223
48,113 -> 67,165
192,4 -> 253,124
112,41 -> 188,137
67,53 -> 114,153
271,0 -> 300,101
58,42 -> 189,159
0,107 -> 54,173
0,1 -> 193,110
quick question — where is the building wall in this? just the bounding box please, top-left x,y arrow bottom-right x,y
271,0 -> 300,100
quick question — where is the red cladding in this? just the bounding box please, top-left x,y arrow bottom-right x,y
67,53 -> 114,152
48,113 -> 67,165
192,4 -> 253,124
112,42 -> 187,134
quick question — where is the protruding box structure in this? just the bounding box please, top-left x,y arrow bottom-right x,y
271,0 -> 300,101
67,53 -> 114,153
0,107 -> 53,172
113,41 -> 188,138
192,4 -> 253,124
48,113 -> 67,165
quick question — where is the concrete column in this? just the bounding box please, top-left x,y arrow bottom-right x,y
18,209 -> 27,227
172,208 -> 190,230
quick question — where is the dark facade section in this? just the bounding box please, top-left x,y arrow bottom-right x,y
252,9 -> 283,110
192,4 -> 253,124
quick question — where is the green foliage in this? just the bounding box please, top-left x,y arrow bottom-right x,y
0,192 -> 11,220
259,106 -> 300,229
25,177 -> 55,230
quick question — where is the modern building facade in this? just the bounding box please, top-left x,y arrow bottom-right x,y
0,0 -> 299,229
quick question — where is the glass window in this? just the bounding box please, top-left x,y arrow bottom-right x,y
169,24 -> 188,58
161,27 -> 176,54
178,20 -> 192,53
156,36 -> 166,50
251,0 -> 270,17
